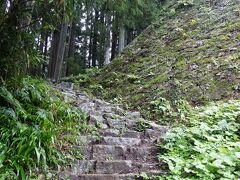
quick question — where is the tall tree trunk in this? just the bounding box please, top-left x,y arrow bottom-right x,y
104,13 -> 111,65
48,30 -> 59,78
48,21 -> 68,82
66,20 -> 76,76
118,25 -> 125,53
98,10 -> 105,67
111,15 -> 118,61
42,33 -> 48,76
62,23 -> 72,77
88,10 -> 93,67
53,22 -> 68,82
68,21 -> 76,60
91,9 -> 99,67
83,15 -> 89,69
36,18 -> 46,76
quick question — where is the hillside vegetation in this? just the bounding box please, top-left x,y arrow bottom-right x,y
73,0 -> 240,122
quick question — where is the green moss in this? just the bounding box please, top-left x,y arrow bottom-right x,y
237,33 -> 240,40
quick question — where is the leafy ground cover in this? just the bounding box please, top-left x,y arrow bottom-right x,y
156,100 -> 240,179
0,77 -> 93,179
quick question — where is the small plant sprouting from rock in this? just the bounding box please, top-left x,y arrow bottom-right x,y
134,119 -> 151,132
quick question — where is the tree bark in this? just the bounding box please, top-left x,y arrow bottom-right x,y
104,13 -> 111,65
53,22 -> 68,82
42,33 -> 48,76
83,12 -> 89,69
88,9 -> 93,67
62,23 -> 72,77
48,30 -> 59,79
111,15 -> 118,61
98,10 -> 105,67
118,25 -> 125,53
66,20 -> 76,76
91,9 -> 99,67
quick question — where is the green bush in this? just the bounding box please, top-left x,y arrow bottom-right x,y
0,77 -> 87,179
158,101 -> 240,179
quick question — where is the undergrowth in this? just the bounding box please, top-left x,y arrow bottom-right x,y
155,100 -> 240,179
0,77 -> 90,179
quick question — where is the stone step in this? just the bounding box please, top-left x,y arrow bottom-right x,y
121,130 -> 142,139
72,160 -> 164,174
92,145 -> 126,161
75,160 -> 163,175
59,170 -> 165,180
100,129 -> 120,137
73,160 -> 96,174
77,135 -> 103,145
96,160 -> 133,174
144,128 -> 167,140
73,145 -> 93,159
92,145 -> 158,163
100,129 -> 142,138
133,162 -> 161,172
100,137 -> 142,146
106,118 -> 126,129
70,173 -> 137,180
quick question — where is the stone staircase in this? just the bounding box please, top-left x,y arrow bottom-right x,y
56,83 -> 168,180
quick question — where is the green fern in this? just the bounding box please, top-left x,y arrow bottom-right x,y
0,77 -> 89,179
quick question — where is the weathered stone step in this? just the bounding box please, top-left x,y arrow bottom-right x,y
59,170 -> 165,180
70,173 -> 137,180
64,160 -> 96,175
100,129 -> 142,138
122,130 -> 142,138
100,137 -> 142,146
92,145 -> 158,162
144,128 -> 167,140
77,135 -> 158,147
96,160 -> 133,174
133,162 -> 161,172
74,160 -> 163,175
100,161 -> 161,174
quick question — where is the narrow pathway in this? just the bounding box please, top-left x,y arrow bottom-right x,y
57,83 -> 168,180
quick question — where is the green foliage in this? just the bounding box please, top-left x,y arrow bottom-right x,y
158,101 -> 240,179
134,120 -> 151,132
148,98 -> 190,123
62,68 -> 100,87
0,77 -> 87,179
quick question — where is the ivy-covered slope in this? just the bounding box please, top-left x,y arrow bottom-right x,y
82,0 -> 240,118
